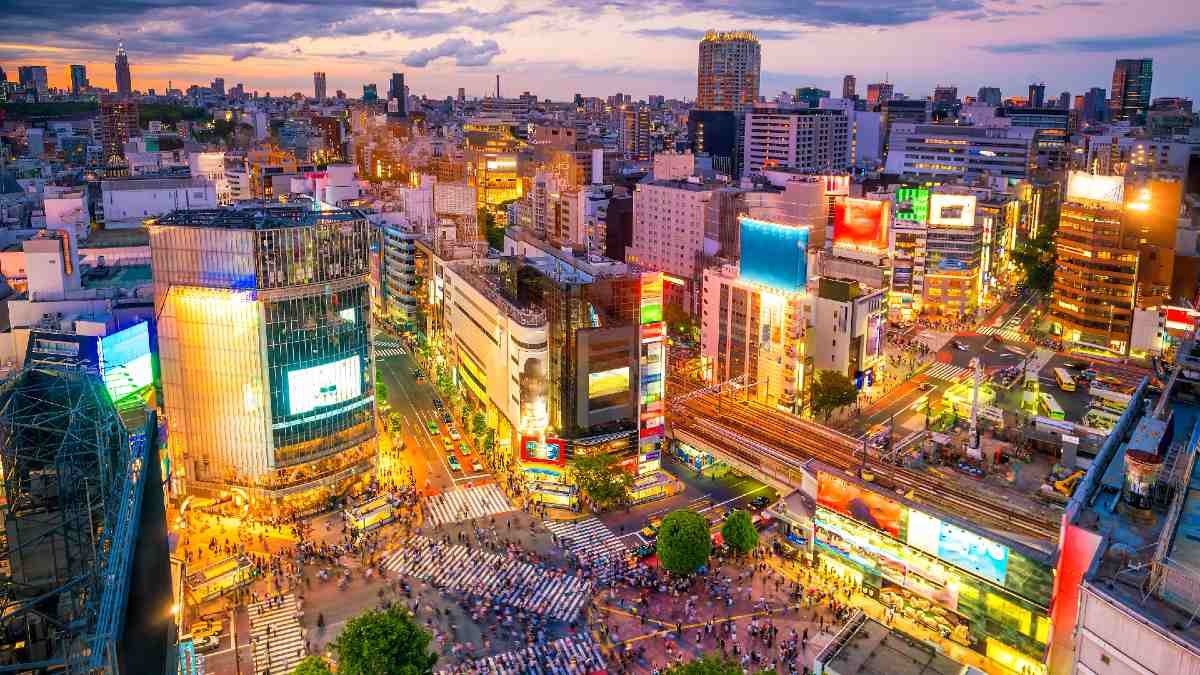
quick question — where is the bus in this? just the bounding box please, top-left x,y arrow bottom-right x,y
1038,393 -> 1066,420
186,555 -> 257,603
1054,368 -> 1076,392
1090,387 -> 1132,414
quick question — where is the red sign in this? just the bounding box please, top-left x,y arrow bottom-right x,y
1164,307 -> 1198,332
518,436 -> 567,467
833,198 -> 888,251
822,175 -> 850,195
816,472 -> 905,539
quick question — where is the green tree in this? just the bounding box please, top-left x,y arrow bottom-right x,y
664,653 -> 776,675
656,510 -> 712,575
1011,219 -> 1057,293
376,379 -> 390,402
330,606 -> 438,675
810,369 -> 858,421
292,655 -> 334,675
568,452 -> 632,511
471,411 -> 487,436
720,509 -> 758,555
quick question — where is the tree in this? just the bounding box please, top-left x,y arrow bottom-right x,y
330,606 -> 438,675
375,379 -> 390,402
471,411 -> 487,436
292,656 -> 334,675
1012,223 -> 1057,293
568,452 -> 632,511
664,653 -> 776,675
656,510 -> 712,575
721,509 -> 758,556
810,369 -> 858,421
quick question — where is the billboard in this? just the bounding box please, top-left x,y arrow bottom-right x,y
98,321 -> 154,402
929,194 -> 977,227
816,472 -> 906,539
833,198 -> 888,251
937,522 -> 1009,586
287,355 -> 363,415
896,187 -> 930,223
1066,171 -> 1124,206
738,217 -> 809,293
519,435 -> 567,467
1165,307 -> 1200,332
865,314 -> 885,358
821,175 -> 850,195
638,272 -> 665,475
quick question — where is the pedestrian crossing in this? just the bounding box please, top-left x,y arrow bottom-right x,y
544,517 -> 627,581
375,338 -> 407,359
382,535 -> 593,622
426,484 -> 513,527
914,330 -> 953,352
437,635 -> 607,675
979,326 -> 1028,342
923,362 -> 970,381
247,594 -> 305,675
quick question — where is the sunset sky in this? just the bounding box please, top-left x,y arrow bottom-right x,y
6,0 -> 1200,102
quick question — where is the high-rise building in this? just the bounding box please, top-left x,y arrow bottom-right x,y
742,108 -> 849,176
1056,91 -> 1071,109
151,205 -> 376,506
313,71 -> 326,100
100,98 -> 140,162
362,83 -> 377,101
457,87 -> 466,102
884,123 -> 1035,183
114,43 -> 131,98
794,87 -> 830,109
842,75 -> 856,99
68,64 -> 87,95
865,82 -> 893,107
687,109 -> 741,176
0,65 -> 6,83
1027,82 -> 1045,108
211,77 -> 225,96
696,31 -> 761,112
933,85 -> 958,105
1081,87 -> 1108,122
977,86 -> 1002,106
618,105 -> 651,161
389,72 -> 406,116
17,65 -> 48,96
1111,58 -> 1153,124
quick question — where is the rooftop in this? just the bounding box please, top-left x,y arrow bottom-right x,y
81,228 -> 149,248
817,613 -> 965,675
154,204 -> 364,230
81,264 -> 152,290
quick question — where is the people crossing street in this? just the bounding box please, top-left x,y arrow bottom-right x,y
248,593 -> 306,675
544,517 -> 629,582
437,634 -> 607,674
425,484 -> 514,527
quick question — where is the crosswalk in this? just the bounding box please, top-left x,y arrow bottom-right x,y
382,535 -> 593,622
426,484 -> 513,527
375,338 -> 407,359
979,326 -> 1028,342
437,635 -> 607,675
543,517 -> 627,580
915,330 -> 954,352
923,362 -> 970,381
247,594 -> 305,675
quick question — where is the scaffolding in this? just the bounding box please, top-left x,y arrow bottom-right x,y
0,366 -> 148,673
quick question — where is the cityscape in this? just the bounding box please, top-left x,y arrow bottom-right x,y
2,2 -> 1200,674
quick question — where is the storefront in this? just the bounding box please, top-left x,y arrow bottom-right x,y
630,471 -> 682,504
671,440 -> 716,472
526,480 -> 576,508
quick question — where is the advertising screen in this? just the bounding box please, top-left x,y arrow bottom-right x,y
287,355 -> 363,415
1066,171 -> 1124,206
906,509 -> 942,556
929,194 -> 977,227
519,435 -> 567,467
865,314 -> 885,358
937,521 -> 1009,585
98,321 -> 154,402
738,217 -> 809,293
896,187 -> 930,223
833,198 -> 888,250
816,472 -> 906,539
588,366 -> 631,409
1165,307 -> 1199,332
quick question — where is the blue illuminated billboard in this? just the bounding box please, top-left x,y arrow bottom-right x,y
937,521 -> 1009,586
98,322 -> 153,402
287,355 -> 364,415
738,217 -> 809,292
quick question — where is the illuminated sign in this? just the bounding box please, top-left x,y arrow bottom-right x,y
821,175 -> 850,195
98,321 -> 154,402
816,472 -> 906,539
519,435 -> 567,467
928,194 -> 977,227
1165,307 -> 1199,332
865,314 -> 884,358
1066,171 -> 1124,206
637,272 -> 665,475
896,187 -> 930,223
588,366 -> 630,399
738,217 -> 810,293
937,521 -> 1009,586
287,355 -> 363,415
833,197 -> 888,251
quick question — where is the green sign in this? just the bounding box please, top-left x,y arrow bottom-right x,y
896,187 -> 930,223
640,303 -> 662,324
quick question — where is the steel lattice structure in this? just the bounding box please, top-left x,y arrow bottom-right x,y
0,366 -> 143,673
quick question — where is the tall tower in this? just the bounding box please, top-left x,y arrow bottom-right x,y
313,71 -> 327,100
1027,82 -> 1045,108
1110,58 -> 1153,125
842,74 -> 856,99
69,65 -> 88,95
114,42 -> 132,98
696,31 -> 761,112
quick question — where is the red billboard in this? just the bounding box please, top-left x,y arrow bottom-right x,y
816,471 -> 906,539
833,198 -> 888,251
518,436 -> 567,467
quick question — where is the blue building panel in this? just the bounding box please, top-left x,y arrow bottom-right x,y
738,217 -> 809,293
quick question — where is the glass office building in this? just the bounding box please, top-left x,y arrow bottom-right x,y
152,205 -> 376,513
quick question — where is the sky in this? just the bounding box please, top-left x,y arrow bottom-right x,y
4,0 -> 1200,103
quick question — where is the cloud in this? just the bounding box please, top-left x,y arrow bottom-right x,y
402,39 -> 501,68
982,29 -> 1200,54
559,0 -> 995,28
230,46 -> 264,61
634,27 -> 798,40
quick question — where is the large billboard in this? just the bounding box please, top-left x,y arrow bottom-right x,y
1066,171 -> 1124,206
519,435 -> 567,467
905,507 -> 1010,586
287,355 -> 363,415
929,194 -> 977,227
738,217 -> 809,293
896,187 -> 930,223
637,272 -> 666,475
816,472 -> 906,539
98,321 -> 154,402
588,367 -> 631,399
833,198 -> 888,251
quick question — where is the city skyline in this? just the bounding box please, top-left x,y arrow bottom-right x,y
5,0 -> 1200,101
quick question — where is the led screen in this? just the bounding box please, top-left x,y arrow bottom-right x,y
896,187 -> 930,223
833,198 -> 888,250
519,435 -> 567,467
929,194 -> 977,227
816,472 -> 906,539
906,509 -> 942,556
866,314 -> 885,358
589,367 -> 630,399
738,217 -> 809,293
287,355 -> 363,415
937,522 -> 1009,585
99,321 -> 154,401
1066,171 -> 1124,206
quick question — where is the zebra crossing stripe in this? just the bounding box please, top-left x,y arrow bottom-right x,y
247,594 -> 305,675
544,517 -> 629,581
438,635 -> 608,675
426,484 -> 513,527
924,362 -> 969,381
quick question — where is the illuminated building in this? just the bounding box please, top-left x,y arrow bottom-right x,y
100,98 -> 140,162
1073,134 -> 1191,180
817,98 -> 883,170
686,109 -> 740,177
696,31 -> 760,113
889,186 -> 929,319
842,75 -> 856,99
865,82 -> 893,107
884,124 -> 1036,183
1016,177 -> 1061,241
244,148 -> 304,201
151,205 -> 376,509
618,105 -> 651,161
923,193 -> 982,318
114,42 -> 132,98
628,177 -> 717,312
69,64 -> 88,95
313,71 -> 326,100
742,108 -> 849,177
1110,58 -> 1153,125
377,221 -> 422,330
469,151 -> 523,218
17,65 -> 48,97
812,278 -> 886,388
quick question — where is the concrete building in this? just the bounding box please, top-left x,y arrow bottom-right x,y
687,110 -> 741,177
628,177 -> 717,312
313,71 -> 326,101
69,64 -> 88,95
1110,58 -> 1153,125
101,175 -> 217,228
618,105 -> 651,161
884,124 -> 1036,183
100,99 -> 140,162
865,82 -> 893,107
819,98 -> 883,169
741,108 -> 849,177
696,31 -> 760,112
811,277 -> 887,386
188,151 -> 230,204
17,66 -> 48,97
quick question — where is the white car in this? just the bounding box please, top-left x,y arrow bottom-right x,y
448,428 -> 462,441
472,460 -> 484,473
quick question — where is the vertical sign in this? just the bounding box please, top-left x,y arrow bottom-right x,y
638,272 -> 665,475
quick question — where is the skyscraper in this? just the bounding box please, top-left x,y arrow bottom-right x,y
100,98 -> 140,161
1081,87 -> 1107,122
363,83 -> 377,101
313,71 -> 326,100
389,72 -> 406,116
114,43 -> 132,98
1027,82 -> 1045,108
696,31 -> 761,112
68,65 -> 87,95
933,85 -> 958,104
842,75 -> 856,99
866,82 -> 893,107
619,104 -> 651,161
17,66 -> 48,96
1111,58 -> 1153,124
977,86 -> 1002,106
211,77 -> 224,97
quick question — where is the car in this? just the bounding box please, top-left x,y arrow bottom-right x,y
192,635 -> 220,653
190,620 -> 220,639
442,413 -> 453,424
447,455 -> 462,472
918,382 -> 937,392
448,428 -> 462,441
750,495 -> 771,510
952,340 -> 969,351
632,542 -> 656,559
640,516 -> 662,539
471,460 -> 483,473
426,420 -> 440,435
458,442 -> 472,456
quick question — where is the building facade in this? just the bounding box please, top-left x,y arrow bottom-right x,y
742,109 -> 849,177
884,124 -> 1036,184
1110,58 -> 1153,125
696,31 -> 761,112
